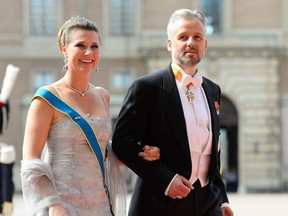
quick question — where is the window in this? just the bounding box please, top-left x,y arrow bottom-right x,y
109,0 -> 135,36
111,70 -> 133,91
200,0 -> 223,35
33,70 -> 55,92
29,0 -> 57,36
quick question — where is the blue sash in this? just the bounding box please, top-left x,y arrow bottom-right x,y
34,88 -> 106,178
34,88 -> 114,215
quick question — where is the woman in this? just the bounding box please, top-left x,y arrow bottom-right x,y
21,16 -> 159,216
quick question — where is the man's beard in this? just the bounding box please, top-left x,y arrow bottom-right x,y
178,53 -> 201,66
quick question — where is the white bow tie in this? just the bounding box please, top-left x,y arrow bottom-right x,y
181,73 -> 203,89
172,63 -> 203,103
172,62 -> 203,89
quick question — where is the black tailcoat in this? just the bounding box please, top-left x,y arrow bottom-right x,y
112,64 -> 228,215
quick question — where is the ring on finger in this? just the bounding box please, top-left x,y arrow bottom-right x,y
176,195 -> 181,199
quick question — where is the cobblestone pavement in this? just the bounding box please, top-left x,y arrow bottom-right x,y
10,192 -> 288,216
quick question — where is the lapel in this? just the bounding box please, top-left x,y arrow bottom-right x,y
201,78 -> 220,171
161,65 -> 191,161
161,66 -> 220,170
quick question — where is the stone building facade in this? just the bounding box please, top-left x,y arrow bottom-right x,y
0,0 -> 288,193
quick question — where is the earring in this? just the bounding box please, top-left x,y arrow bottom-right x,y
63,58 -> 68,72
95,67 -> 99,73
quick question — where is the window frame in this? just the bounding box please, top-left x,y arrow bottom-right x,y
109,68 -> 134,92
199,0 -> 223,35
108,0 -> 136,36
31,68 -> 56,92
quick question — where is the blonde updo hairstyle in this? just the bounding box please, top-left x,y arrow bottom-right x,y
57,16 -> 100,52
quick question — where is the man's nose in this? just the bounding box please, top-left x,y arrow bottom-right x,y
187,37 -> 195,46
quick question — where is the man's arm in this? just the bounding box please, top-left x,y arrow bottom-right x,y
112,80 -> 176,194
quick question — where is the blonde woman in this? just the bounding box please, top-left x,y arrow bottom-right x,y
21,16 -> 159,216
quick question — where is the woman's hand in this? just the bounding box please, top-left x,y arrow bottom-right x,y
49,204 -> 69,216
138,145 -> 160,161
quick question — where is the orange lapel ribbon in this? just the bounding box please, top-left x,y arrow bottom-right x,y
171,64 -> 202,103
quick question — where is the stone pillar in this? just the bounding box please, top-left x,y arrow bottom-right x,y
281,94 -> 288,189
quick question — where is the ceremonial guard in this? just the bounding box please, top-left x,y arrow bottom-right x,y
0,64 -> 19,215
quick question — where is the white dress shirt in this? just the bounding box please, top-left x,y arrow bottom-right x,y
164,64 -> 230,209
165,63 -> 212,194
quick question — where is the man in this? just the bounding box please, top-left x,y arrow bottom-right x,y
0,64 -> 19,215
0,102 -> 15,216
112,9 -> 234,216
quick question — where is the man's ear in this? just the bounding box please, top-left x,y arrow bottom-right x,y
167,39 -> 172,52
204,39 -> 208,52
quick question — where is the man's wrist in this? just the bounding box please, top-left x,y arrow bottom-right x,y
164,174 -> 178,195
221,202 -> 230,208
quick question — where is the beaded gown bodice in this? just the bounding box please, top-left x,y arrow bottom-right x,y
46,116 -> 112,216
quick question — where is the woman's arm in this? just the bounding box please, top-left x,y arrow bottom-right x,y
22,97 -> 54,160
22,95 -> 68,215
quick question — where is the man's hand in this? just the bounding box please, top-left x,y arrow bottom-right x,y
167,175 -> 192,199
221,206 -> 234,216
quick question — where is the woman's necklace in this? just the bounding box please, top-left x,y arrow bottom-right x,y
62,79 -> 90,96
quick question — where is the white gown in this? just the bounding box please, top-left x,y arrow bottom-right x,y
21,116 -> 113,216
